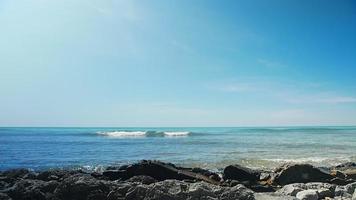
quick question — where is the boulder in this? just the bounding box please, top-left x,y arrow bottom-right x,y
126,175 -> 157,184
103,160 -> 220,185
274,164 -> 333,185
0,193 -> 11,200
277,183 -> 305,196
255,193 -> 298,200
4,179 -> 57,200
1,169 -> 31,180
345,182 -> 356,194
124,180 -> 254,200
296,190 -> 318,200
53,174 -> 112,200
36,170 -> 76,181
333,162 -> 356,171
223,165 -> 260,182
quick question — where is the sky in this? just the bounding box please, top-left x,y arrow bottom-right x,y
0,0 -> 356,127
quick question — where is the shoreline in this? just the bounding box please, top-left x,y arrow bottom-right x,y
1,160 -> 355,200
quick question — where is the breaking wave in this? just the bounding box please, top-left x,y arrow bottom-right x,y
96,131 -> 191,138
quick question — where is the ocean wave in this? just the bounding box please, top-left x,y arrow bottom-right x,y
97,131 -> 191,138
163,131 -> 190,136
97,131 -> 147,137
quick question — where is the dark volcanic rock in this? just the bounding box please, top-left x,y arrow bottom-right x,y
126,175 -> 157,184
0,193 -> 11,200
1,169 -> 31,180
4,179 -> 57,200
223,165 -> 260,182
103,160 -> 220,185
273,164 -> 333,185
36,170 -> 68,181
53,174 -> 112,200
333,162 -> 356,171
125,180 -> 255,200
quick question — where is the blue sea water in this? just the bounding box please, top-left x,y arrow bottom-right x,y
0,127 -> 356,171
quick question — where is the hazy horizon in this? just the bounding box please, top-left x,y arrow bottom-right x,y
1,0 -> 356,127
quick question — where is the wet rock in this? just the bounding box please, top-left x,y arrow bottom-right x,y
53,174 -> 112,200
296,190 -> 318,200
223,164 -> 260,182
333,162 -> 356,171
274,164 -> 333,185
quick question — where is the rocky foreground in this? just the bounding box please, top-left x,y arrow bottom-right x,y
1,160 -> 356,200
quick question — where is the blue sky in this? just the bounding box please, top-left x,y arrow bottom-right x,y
0,0 -> 355,126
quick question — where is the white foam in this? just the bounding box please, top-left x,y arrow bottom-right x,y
97,131 -> 147,137
164,131 -> 190,137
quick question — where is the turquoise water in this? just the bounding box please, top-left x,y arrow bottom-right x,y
0,127 -> 356,171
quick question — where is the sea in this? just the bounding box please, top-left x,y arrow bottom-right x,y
0,127 -> 355,171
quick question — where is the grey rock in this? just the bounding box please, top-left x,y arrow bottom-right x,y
53,174 -> 112,200
296,190 -> 318,200
255,193 -> 298,200
345,182 -> 356,194
277,183 -> 305,196
352,188 -> 356,200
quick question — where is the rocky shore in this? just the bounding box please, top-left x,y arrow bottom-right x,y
1,160 -> 356,200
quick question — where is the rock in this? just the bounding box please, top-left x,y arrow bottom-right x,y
333,162 -> 356,171
36,170 -> 84,182
255,193 -> 298,200
125,180 -> 254,200
249,185 -> 275,192
277,183 -> 305,196
223,164 -> 260,182
331,170 -> 347,179
126,175 -> 157,184
296,190 -> 318,200
274,164 -> 333,185
103,160 -> 220,185
352,188 -> 356,200
345,170 -> 356,180
316,188 -> 333,199
0,193 -> 11,200
4,179 -> 55,200
53,174 -> 112,200
345,182 -> 356,194
334,185 -> 347,196
1,169 -> 31,180
329,177 -> 349,185
260,172 -> 271,181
